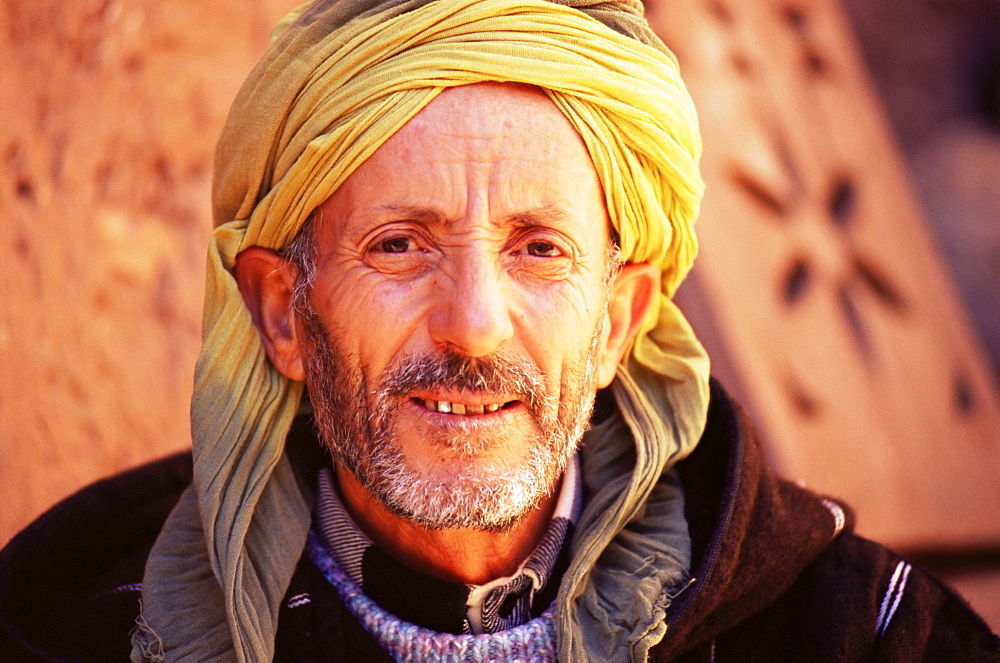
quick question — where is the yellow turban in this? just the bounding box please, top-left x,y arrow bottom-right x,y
135,0 -> 709,659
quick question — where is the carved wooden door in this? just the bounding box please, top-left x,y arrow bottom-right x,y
648,0 -> 1000,549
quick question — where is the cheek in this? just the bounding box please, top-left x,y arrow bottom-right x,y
312,267 -> 433,369
515,270 -> 606,329
510,277 -> 607,369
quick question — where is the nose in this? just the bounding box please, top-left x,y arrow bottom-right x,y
427,253 -> 514,357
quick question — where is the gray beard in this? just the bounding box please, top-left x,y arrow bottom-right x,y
298,301 -> 605,533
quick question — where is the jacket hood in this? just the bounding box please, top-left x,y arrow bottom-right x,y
656,379 -> 851,659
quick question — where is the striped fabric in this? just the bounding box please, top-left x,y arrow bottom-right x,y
876,560 -> 912,636
306,531 -> 558,661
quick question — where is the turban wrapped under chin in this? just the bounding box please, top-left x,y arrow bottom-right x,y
134,0 -> 709,659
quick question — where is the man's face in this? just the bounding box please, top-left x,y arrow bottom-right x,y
295,83 -> 616,531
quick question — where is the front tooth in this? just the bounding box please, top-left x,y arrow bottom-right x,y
437,401 -> 452,414
466,404 -> 484,415
486,403 -> 501,412
451,403 -> 466,415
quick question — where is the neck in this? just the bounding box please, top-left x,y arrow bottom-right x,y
335,466 -> 560,585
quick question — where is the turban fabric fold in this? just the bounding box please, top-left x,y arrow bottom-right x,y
133,0 -> 709,659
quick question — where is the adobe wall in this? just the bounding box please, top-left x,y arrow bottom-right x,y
0,0 -> 301,542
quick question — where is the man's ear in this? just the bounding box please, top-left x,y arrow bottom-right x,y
233,247 -> 307,381
596,262 -> 660,388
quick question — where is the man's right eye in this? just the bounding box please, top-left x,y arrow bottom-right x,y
362,230 -> 434,275
378,237 -> 412,253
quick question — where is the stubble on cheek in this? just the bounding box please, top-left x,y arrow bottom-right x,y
294,271 -> 611,531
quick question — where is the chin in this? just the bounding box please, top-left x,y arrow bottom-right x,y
371,448 -> 565,532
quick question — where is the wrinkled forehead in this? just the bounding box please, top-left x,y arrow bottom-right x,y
307,81 -> 610,237
397,82 -> 571,138
354,82 -> 592,178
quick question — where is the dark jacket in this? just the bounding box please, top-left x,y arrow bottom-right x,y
2,382 -> 996,661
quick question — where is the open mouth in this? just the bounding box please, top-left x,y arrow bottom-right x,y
412,398 -> 515,416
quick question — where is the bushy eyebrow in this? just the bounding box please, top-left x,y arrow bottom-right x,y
375,203 -> 569,229
505,204 -> 569,228
379,205 -> 448,226
343,206 -> 447,244
344,203 -> 574,245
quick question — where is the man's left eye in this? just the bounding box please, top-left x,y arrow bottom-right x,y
526,241 -> 561,257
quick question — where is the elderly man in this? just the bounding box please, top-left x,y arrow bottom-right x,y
1,0 -> 996,660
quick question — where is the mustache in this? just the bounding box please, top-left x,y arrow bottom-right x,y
378,350 -> 551,413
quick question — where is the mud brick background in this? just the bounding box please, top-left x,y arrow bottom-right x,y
0,0 -> 303,543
